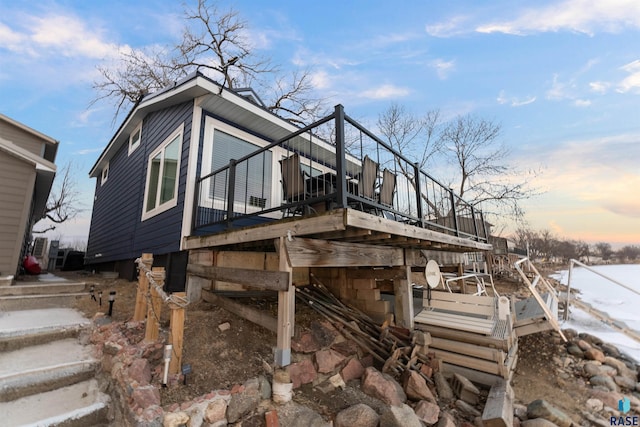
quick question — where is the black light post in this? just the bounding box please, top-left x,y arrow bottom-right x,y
98,291 -> 103,306
108,291 -> 116,316
89,285 -> 96,302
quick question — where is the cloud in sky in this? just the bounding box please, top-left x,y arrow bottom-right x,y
360,84 -> 410,100
430,58 -> 455,79
476,0 -> 640,35
497,90 -> 536,107
617,59 -> 640,93
425,15 -> 470,37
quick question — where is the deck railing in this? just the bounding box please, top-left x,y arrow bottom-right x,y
193,105 -> 488,242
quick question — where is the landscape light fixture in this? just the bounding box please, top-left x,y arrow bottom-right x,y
108,291 -> 116,316
162,344 -> 173,387
182,364 -> 192,386
89,285 -> 96,302
98,290 -> 103,306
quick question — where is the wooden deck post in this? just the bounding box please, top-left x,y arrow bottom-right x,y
275,237 -> 294,367
144,267 -> 165,342
134,253 -> 153,321
169,292 -> 186,374
394,265 -> 414,329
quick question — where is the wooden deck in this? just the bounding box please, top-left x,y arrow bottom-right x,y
184,208 -> 492,253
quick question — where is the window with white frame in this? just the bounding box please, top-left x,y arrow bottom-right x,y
210,130 -> 272,208
101,162 -> 109,185
128,122 -> 142,155
142,125 -> 182,219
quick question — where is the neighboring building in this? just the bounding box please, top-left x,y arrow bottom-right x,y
0,113 -> 58,281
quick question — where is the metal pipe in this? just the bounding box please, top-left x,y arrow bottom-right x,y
162,344 -> 173,387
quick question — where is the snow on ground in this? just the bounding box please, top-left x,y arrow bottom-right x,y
552,264 -> 640,363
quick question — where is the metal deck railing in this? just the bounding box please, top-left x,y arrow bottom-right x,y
192,105 -> 489,242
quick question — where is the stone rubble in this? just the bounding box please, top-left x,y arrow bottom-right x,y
90,313 -> 639,427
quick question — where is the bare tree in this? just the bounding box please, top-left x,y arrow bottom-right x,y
595,242 -> 613,260
93,0 -> 325,125
440,114 -> 537,219
33,162 -> 83,233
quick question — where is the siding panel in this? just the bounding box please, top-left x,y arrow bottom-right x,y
86,101 -> 193,264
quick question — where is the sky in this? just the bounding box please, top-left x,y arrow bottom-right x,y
1,0 -> 639,249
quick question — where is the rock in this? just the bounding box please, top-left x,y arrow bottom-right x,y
258,375 -> 272,399
379,404 -> 422,427
226,378 -> 261,423
601,342 -> 621,358
582,362 -> 604,378
514,403 -> 528,420
163,411 -> 189,427
562,328 -> 578,340
579,332 -> 603,346
286,358 -> 317,388
434,372 -> 455,402
590,375 -> 618,392
614,375 -> 637,390
276,401 -> 330,427
566,345 -> 583,358
131,385 -> 161,408
128,358 -> 151,385
361,367 -> 407,406
204,400 -> 227,424
103,341 -> 122,355
310,320 -> 339,348
456,399 -> 481,417
589,388 -> 623,408
265,410 -> 278,427
341,357 -> 365,382
585,398 -> 604,412
584,348 -> 606,362
403,369 -> 436,402
526,399 -> 572,427
414,400 -> 440,425
331,340 -> 360,357
437,411 -> 457,427
217,322 -> 230,331
334,404 -> 379,427
521,419 -> 559,427
576,339 -> 592,351
314,349 -> 346,374
604,356 -> 637,380
292,331 -> 321,353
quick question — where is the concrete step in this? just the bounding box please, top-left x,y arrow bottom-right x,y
0,282 -> 87,296
0,379 -> 110,427
0,338 -> 98,402
0,292 -> 88,311
0,308 -> 90,351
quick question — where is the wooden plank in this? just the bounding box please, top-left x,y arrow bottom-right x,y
430,337 -> 505,363
169,292 -> 186,375
276,236 -> 294,367
133,253 -> 153,322
431,348 -> 506,377
285,237 -> 404,268
423,299 -> 495,317
415,323 -> 513,351
346,268 -> 407,280
183,209 -> 346,250
187,264 -> 289,292
442,363 -> 504,388
345,209 -> 493,251
144,267 -> 164,343
481,379 -> 514,427
394,265 -> 414,329
426,290 -> 496,306
415,311 -> 494,335
202,290 -> 278,333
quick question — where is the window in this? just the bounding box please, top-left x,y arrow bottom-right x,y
128,122 -> 142,155
101,162 -> 109,185
142,125 -> 182,219
210,130 -> 272,208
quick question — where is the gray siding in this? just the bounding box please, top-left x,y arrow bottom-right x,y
0,150 -> 35,276
86,101 -> 194,264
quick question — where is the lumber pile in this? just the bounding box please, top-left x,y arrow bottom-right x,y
295,278 -> 439,381
415,291 -> 518,385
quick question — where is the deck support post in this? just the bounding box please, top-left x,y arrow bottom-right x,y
275,237 -> 294,367
144,267 -> 165,342
134,253 -> 153,322
169,292 -> 186,374
394,264 -> 414,329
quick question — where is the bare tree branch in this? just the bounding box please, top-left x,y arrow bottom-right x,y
33,162 -> 83,234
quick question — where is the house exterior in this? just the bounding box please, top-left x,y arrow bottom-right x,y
87,72 -> 335,285
0,113 -> 58,281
